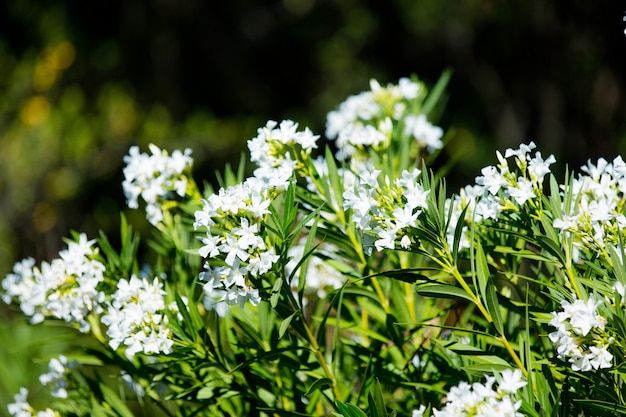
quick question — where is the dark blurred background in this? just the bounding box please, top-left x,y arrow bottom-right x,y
1,0 -> 626,276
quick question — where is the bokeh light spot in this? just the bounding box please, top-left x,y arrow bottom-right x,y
19,96 -> 50,126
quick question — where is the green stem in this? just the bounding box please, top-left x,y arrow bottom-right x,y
300,312 -> 342,402
433,253 -> 528,377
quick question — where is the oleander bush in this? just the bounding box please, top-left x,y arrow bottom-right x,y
4,71 -> 626,417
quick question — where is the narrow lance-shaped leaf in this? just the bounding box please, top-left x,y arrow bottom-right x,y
368,378 -> 388,417
305,377 -> 333,396
485,280 -> 504,335
325,145 -> 346,219
474,240 -> 490,315
298,214 -> 320,294
336,401 -> 369,417
421,68 -> 452,117
100,382 -> 135,417
270,277 -> 283,308
278,311 -> 297,339
282,177 -> 298,237
416,283 -> 476,304
451,203 -> 469,264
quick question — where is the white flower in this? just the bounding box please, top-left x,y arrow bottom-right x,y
404,114 -> 443,151
498,369 -> 527,394
476,165 -> 507,195
548,294 -> 612,371
343,187 -> 376,231
504,141 -> 536,161
392,206 -> 419,228
374,225 -> 398,252
411,405 -> 426,417
39,355 -> 77,399
198,233 -> 222,258
403,183 -> 430,211
101,275 -> 176,359
248,119 -> 318,179
1,234 -> 105,332
248,249 -> 279,277
553,215 -> 578,232
122,144 -> 193,225
428,371 -> 525,417
527,151 -> 556,182
588,345 -> 613,370
7,387 -> 59,417
563,296 -> 605,336
7,387 -> 31,417
232,218 -> 263,250
507,177 -> 536,205
398,77 -> 420,99
220,234 -> 251,266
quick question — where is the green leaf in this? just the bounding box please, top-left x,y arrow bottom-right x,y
172,292 -> 199,342
378,268 -> 433,284
325,145 -> 345,218
288,203 -> 323,245
336,401 -> 369,417
608,245 -> 626,285
462,363 -> 511,375
298,219 -> 320,293
494,246 -> 552,263
100,382 -> 135,417
270,278 -> 283,308
574,400 -> 626,415
369,379 -> 388,417
305,377 -> 333,396
283,177 -> 298,236
421,68 -> 452,117
485,281 -> 504,335
417,283 -> 476,304
451,203 -> 468,264
474,241 -> 490,310
118,213 -> 139,273
268,202 -> 286,241
97,230 -> 120,269
278,311 -> 297,339
90,395 -> 110,417
197,386 -> 214,400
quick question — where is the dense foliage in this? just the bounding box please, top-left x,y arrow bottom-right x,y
5,73 -> 626,416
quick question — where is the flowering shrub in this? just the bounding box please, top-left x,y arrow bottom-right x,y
5,71 -> 626,416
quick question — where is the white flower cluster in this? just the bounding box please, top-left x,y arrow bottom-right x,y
122,143 -> 193,225
1,234 -> 105,332
446,142 -> 556,251
343,168 -> 430,254
7,388 -> 59,417
548,295 -> 613,371
193,120 -> 320,316
325,77 -> 443,162
411,369 -> 527,417
248,119 -> 319,189
38,355 -> 77,399
101,275 -> 178,359
552,155 -> 626,260
194,177 -> 279,316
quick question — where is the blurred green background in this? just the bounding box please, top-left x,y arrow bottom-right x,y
1,0 -> 625,411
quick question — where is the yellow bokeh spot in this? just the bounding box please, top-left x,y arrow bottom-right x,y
20,96 -> 50,126
51,41 -> 75,71
33,41 -> 75,92
33,62 -> 57,92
